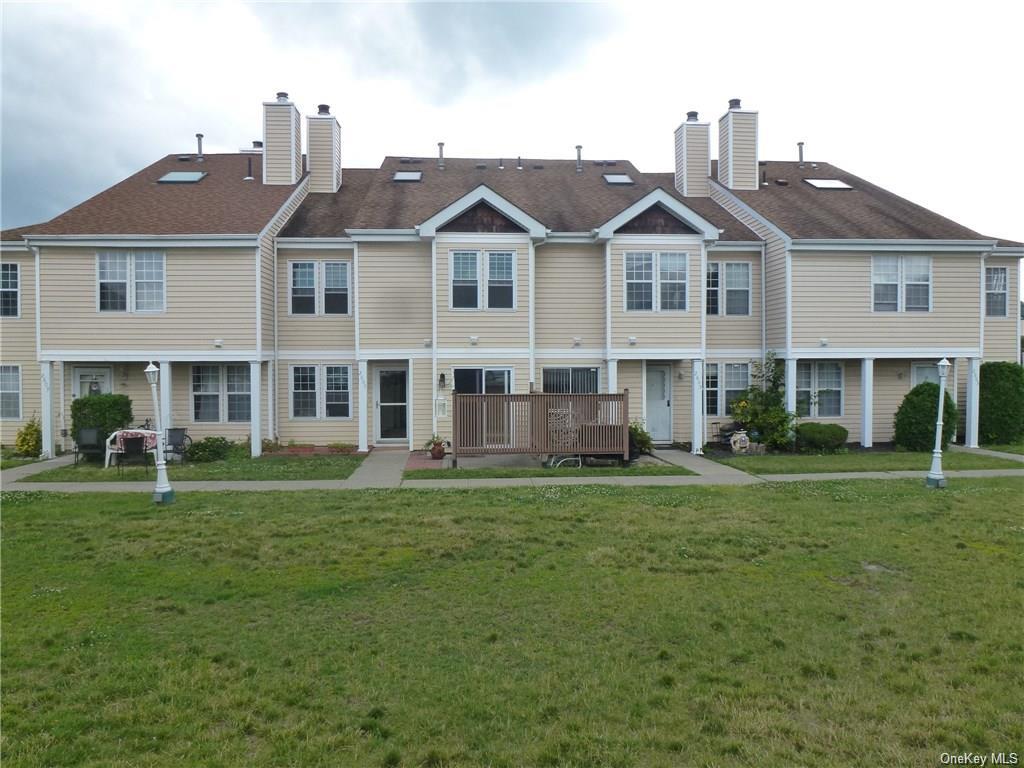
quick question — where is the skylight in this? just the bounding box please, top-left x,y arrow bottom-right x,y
603,173 -> 634,185
393,171 -> 422,182
158,171 -> 207,183
804,178 -> 852,189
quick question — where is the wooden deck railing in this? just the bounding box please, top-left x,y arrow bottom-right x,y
451,390 -> 629,465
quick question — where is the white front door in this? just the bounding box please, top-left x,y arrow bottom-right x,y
645,364 -> 672,442
72,367 -> 113,399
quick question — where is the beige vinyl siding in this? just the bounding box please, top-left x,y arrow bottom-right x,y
791,253 -> 980,348
728,112 -> 758,190
261,181 -> 308,352
617,360 -> 643,422
276,358 -> 358,445
433,357 -> 530,441
873,359 -> 916,442
792,359 -> 863,441
706,251 -> 761,350
675,123 -> 710,197
718,117 -> 731,187
411,359 -> 432,446
0,253 -> 38,443
709,185 -> 784,349
670,360 -> 694,443
277,248 -> 355,351
263,103 -> 300,185
359,242 -> 432,350
610,239 -> 702,350
436,236 -> 530,349
983,256 -> 1020,361
39,246 -> 256,351
307,117 -> 339,193
535,244 -> 604,349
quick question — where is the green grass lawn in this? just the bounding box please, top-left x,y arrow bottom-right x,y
717,450 -> 1022,474
22,452 -> 365,482
404,463 -> 695,480
982,441 -> 1024,456
0,454 -> 40,470
3,479 -> 1022,766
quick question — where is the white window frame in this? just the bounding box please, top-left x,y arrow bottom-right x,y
287,260 -> 352,316
190,364 -> 251,424
485,250 -> 517,310
541,366 -> 602,394
448,250 -> 518,311
624,251 -> 690,313
0,364 -> 22,420
705,262 -> 720,316
96,251 -> 165,314
704,362 -> 720,416
985,266 -> 1008,318
704,361 -> 750,417
1,262 -> 20,319
795,361 -> 845,418
449,250 -> 481,311
288,364 -> 353,420
450,365 -> 515,393
705,261 -> 752,316
871,255 -> 932,313
911,362 -> 940,387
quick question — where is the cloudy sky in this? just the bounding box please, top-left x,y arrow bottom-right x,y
2,0 -> 1022,247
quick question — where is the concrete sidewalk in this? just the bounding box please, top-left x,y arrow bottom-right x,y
1,453 -> 74,483
949,444 -> 1024,463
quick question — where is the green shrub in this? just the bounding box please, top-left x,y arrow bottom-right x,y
629,422 -> 653,455
70,394 -> 133,446
730,353 -> 796,450
893,382 -> 957,451
186,436 -> 234,463
979,361 -> 1024,444
14,416 -> 42,457
795,422 -> 848,452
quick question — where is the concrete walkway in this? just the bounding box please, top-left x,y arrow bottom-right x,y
1,453 -> 74,483
650,448 -> 761,485
345,447 -> 407,489
949,444 -> 1024,463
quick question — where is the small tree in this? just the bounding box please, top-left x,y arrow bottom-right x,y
893,382 -> 957,451
729,353 -> 795,450
978,361 -> 1024,444
70,393 -> 133,446
14,415 -> 42,457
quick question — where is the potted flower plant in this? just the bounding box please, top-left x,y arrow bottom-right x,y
424,434 -> 446,460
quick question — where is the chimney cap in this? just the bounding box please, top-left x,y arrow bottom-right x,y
276,91 -> 289,102
728,98 -> 742,109
195,132 -> 204,139
252,140 -> 263,149
686,110 -> 699,121
317,104 -> 330,115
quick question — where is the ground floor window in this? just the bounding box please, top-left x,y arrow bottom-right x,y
290,364 -> 352,419
453,367 -> 511,394
192,364 -> 251,422
796,361 -> 843,418
705,363 -> 719,415
542,367 -> 599,394
0,365 -> 20,419
704,362 -> 750,417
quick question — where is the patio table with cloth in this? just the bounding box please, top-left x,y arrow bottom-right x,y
104,429 -> 159,468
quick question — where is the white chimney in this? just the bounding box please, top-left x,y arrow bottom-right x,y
262,91 -> 302,185
717,98 -> 758,190
307,104 -> 341,193
674,110 -> 710,197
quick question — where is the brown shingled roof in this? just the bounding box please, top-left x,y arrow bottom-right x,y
278,169 -> 378,238
280,157 -> 758,240
719,160 -> 1019,244
0,223 -> 41,242
25,154 -> 302,236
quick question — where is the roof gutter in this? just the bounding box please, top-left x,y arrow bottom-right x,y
789,239 -> 1000,253
23,234 -> 260,248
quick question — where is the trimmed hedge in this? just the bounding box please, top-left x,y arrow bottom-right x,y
70,394 -> 133,447
795,422 -> 848,452
979,361 -> 1024,445
893,382 -> 957,451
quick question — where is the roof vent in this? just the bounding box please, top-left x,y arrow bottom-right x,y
177,155 -> 192,162
728,98 -> 742,109
498,158 -> 505,170
317,104 -> 330,115
244,156 -> 254,181
195,133 -> 204,162
437,142 -> 445,171
475,162 -> 486,169
399,157 -> 413,164
253,140 -> 263,149
516,156 -> 523,170
798,141 -> 805,165
575,145 -> 583,172
276,91 -> 289,103
775,178 -> 789,186
686,110 -> 699,121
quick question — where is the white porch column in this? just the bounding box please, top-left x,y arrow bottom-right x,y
691,359 -> 704,455
358,360 -> 369,452
407,358 -> 415,451
965,357 -> 980,448
249,361 -> 262,457
39,361 -> 53,458
159,360 -> 172,432
860,357 -> 874,448
265,360 -> 275,441
607,359 -> 618,393
784,357 -> 798,414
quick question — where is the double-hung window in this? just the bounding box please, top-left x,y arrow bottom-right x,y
290,262 -> 317,314
872,255 -> 931,312
0,365 -> 20,419
487,252 -> 515,309
542,367 -> 599,394
705,362 -> 749,416
291,366 -> 318,418
985,266 -> 1008,317
323,262 -> 349,314
451,251 -> 516,310
1,263 -> 19,317
290,261 -> 350,315
325,365 -> 351,418
97,251 -> 165,312
225,365 -> 251,422
289,364 -> 351,419
705,262 -> 751,315
451,251 -> 480,309
723,363 -> 750,415
192,364 -> 250,422
796,362 -> 843,418
704,363 -> 719,415
191,365 -> 222,422
625,251 -> 688,311
705,263 -> 720,315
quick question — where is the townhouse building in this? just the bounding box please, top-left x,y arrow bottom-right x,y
2,94 -> 1020,458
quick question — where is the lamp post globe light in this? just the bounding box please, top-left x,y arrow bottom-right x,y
145,362 -> 175,504
925,357 -> 952,489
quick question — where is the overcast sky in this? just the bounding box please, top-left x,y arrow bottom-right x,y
2,0 -> 1022,249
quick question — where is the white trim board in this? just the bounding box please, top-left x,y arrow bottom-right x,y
594,188 -> 721,241
417,185 -> 547,239
24,235 -> 259,248
40,349 -> 264,362
786,347 -> 981,360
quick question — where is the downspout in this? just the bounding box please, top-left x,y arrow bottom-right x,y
528,236 -> 545,390
604,238 -> 612,389
430,237 -> 437,434
700,240 -> 708,450
273,238 -> 279,439
760,240 -> 767,371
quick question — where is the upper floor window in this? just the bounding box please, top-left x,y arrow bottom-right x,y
0,365 -> 20,419
289,261 -> 350,315
542,366 -> 599,394
872,255 -> 931,313
796,361 -> 843,418
97,251 -> 165,313
706,262 -> 751,315
625,251 -> 688,312
985,266 -> 1008,317
450,250 -> 517,310
1,263 -> 19,317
